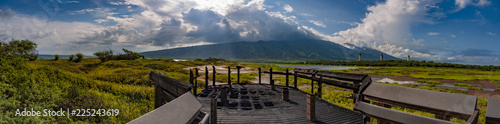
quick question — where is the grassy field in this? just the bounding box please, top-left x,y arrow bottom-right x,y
360,67 -> 500,83
1,58 -> 494,124
0,58 -> 236,123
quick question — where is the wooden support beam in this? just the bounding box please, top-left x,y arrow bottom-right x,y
294,71 -> 298,89
227,66 -> 231,89
270,68 -> 273,85
194,68 -> 198,95
205,66 -> 208,89
211,96 -> 217,124
258,67 -> 261,84
237,66 -> 241,84
307,94 -> 316,121
318,77 -> 322,98
286,68 -> 289,87
212,66 -> 216,86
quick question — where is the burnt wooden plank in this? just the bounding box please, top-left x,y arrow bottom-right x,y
362,83 -> 477,119
355,102 -> 455,124
486,97 -> 500,124
150,71 -> 192,96
316,71 -> 367,82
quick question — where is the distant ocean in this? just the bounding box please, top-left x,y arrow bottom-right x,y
37,54 -> 95,59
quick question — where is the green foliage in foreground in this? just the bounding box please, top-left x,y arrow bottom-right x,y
0,55 -> 226,123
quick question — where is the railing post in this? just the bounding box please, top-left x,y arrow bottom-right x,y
282,87 -> 289,101
205,66 -> 208,89
270,68 -> 273,85
270,80 -> 275,90
227,66 -> 231,89
311,73 -> 315,94
258,67 -> 261,84
190,69 -> 194,93
286,68 -> 289,87
294,71 -> 297,89
307,94 -> 316,121
194,68 -> 198,95
318,77 -> 322,98
210,96 -> 217,124
212,66 -> 216,86
236,66 -> 241,84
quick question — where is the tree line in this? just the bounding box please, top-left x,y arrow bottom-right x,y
289,60 -> 500,71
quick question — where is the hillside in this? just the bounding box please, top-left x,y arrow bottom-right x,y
141,40 -> 400,61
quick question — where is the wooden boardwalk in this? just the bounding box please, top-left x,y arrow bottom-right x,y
196,84 -> 364,123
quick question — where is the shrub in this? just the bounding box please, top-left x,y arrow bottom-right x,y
76,53 -> 84,62
69,54 -> 75,61
54,54 -> 59,60
94,50 -> 113,62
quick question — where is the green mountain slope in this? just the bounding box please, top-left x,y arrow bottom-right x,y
141,40 -> 400,61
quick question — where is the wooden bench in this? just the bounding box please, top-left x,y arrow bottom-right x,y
486,97 -> 500,124
355,82 -> 479,124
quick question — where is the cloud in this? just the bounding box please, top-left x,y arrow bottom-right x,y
452,0 -> 491,13
327,0 -> 443,60
283,4 -> 293,13
74,0 -> 318,48
457,48 -> 497,56
0,9 -> 14,21
428,32 -> 440,35
308,20 -> 326,28
488,32 -> 496,36
450,34 -> 456,37
66,1 -> 79,3
68,8 -> 117,17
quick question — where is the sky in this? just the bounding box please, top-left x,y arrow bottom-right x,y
0,0 -> 499,65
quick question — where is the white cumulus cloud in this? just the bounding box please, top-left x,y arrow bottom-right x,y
283,4 -> 293,12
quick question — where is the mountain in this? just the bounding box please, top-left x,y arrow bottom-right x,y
141,40 -> 400,61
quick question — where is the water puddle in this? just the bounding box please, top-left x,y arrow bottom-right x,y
372,78 -> 417,84
276,64 -> 360,71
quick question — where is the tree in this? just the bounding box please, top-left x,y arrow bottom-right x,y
69,54 -> 75,61
54,54 -> 59,60
75,53 -> 84,62
93,50 -> 113,62
120,48 -> 143,60
0,39 -> 38,61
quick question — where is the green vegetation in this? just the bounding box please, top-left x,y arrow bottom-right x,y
356,67 -> 500,83
454,83 -> 483,90
94,49 -> 144,62
0,39 -> 38,61
416,80 -> 443,85
69,54 -> 75,61
303,60 -> 500,71
54,54 -> 59,60
496,88 -> 500,91
0,48 -> 233,123
76,53 -> 83,62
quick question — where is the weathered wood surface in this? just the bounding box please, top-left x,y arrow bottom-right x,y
486,97 -> 500,124
316,71 -> 368,82
355,102 -> 455,124
128,92 -> 203,124
362,83 -> 477,119
150,71 -> 192,97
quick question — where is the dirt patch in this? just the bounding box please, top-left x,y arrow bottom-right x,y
465,90 -> 500,98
